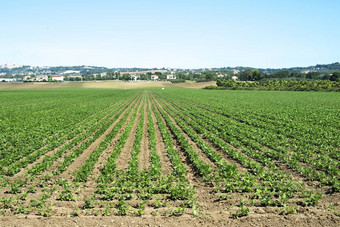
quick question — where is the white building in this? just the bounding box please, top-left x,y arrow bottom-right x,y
151,75 -> 159,80
167,74 -> 176,80
62,70 -> 80,75
131,74 -> 140,81
36,75 -> 48,82
52,75 -> 64,81
0,78 -> 14,82
23,75 -> 33,81
217,74 -> 225,78
68,75 -> 82,81
231,76 -> 238,80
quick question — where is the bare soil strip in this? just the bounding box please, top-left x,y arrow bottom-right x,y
10,101 -> 122,169
1,214 -> 339,227
152,95 -> 216,169
148,97 -> 173,175
13,101 -> 125,179
195,102 -> 337,171
79,97 -> 141,199
37,97 -> 142,216
138,96 -> 151,170
40,101 -> 131,177
58,97 -> 140,181
156,96 -> 340,213
158,97 -> 248,173
151,97 -> 221,214
115,98 -> 143,170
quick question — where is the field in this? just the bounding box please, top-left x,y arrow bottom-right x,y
0,87 -> 339,226
0,80 -> 216,90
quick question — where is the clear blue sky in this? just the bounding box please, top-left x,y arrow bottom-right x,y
1,0 -> 339,68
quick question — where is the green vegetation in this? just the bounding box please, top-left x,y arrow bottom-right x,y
208,79 -> 340,92
0,88 -> 338,218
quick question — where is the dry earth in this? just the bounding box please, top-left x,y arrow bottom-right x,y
1,83 -> 339,227
0,81 -> 216,90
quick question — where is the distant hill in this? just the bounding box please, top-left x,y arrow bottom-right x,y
215,62 -> 340,73
0,62 -> 339,76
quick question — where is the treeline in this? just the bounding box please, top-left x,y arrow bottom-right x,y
205,80 -> 340,92
236,69 -> 340,81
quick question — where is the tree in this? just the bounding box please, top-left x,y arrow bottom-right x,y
274,70 -> 290,79
121,74 -> 131,81
330,72 -> 340,81
238,68 -> 253,81
205,72 -> 216,81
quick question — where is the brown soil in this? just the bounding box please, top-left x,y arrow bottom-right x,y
1,90 -> 339,227
0,80 -> 216,90
159,98 -> 247,173
138,96 -> 151,170
1,214 -> 338,227
152,97 -> 216,169
58,98 -> 139,181
148,97 -> 173,175
115,98 -> 143,170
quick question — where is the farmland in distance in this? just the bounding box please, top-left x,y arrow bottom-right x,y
0,88 -> 339,226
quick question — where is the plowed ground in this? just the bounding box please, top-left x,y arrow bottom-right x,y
0,90 -> 339,226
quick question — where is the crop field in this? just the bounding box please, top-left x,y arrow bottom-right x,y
0,88 -> 339,225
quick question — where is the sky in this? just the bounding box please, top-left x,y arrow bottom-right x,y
0,0 -> 339,69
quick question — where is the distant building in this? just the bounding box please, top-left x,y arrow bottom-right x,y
217,74 -> 225,78
167,74 -> 176,80
0,64 -> 23,69
151,75 -> 159,80
231,76 -> 238,80
36,75 -> 48,82
0,78 -> 14,82
131,74 -> 140,81
23,75 -> 33,81
68,75 -> 82,81
62,70 -> 80,75
52,75 -> 64,82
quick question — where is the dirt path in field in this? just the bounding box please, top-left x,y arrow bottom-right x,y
58,97 -> 140,181
13,101 -> 125,179
151,96 -> 216,169
78,97 -> 141,200
155,96 -> 318,197
159,98 -> 279,173
188,105 -> 330,193
158,98 -> 248,173
155,96 -> 339,210
1,213 -> 339,227
10,100 -> 122,172
151,98 -> 223,215
40,102 -> 126,178
34,97 -> 141,216
195,102 -> 339,172
148,98 -> 173,175
138,96 -> 151,170
115,98 -> 144,170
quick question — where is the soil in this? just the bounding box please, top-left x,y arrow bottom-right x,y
1,90 -> 339,227
0,81 -> 216,90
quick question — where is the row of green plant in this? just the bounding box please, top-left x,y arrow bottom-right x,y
0,89 -> 138,166
166,98 -> 339,190
154,94 -> 323,206
27,97 -> 139,176
208,79 -> 340,92
2,100 -> 130,176
73,97 -> 139,182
